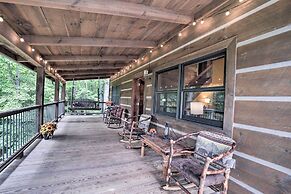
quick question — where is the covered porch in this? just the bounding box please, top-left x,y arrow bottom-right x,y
0,115 -> 171,193
0,0 -> 290,193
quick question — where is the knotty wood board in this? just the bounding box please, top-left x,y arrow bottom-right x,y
234,101 -> 291,132
0,115 -> 199,193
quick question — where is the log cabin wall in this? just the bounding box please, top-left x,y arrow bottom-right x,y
111,0 -> 291,193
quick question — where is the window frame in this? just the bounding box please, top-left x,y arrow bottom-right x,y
155,66 -> 179,117
181,52 -> 226,127
154,50 -> 227,128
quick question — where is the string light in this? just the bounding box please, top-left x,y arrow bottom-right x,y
113,0 -> 246,79
20,37 -> 25,42
134,59 -> 138,63
44,60 -> 47,65
39,57 -> 43,61
0,16 -> 3,22
31,48 -> 35,52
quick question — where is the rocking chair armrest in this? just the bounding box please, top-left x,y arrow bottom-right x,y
211,143 -> 236,162
136,116 -> 151,125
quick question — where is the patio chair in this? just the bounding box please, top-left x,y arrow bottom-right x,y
103,105 -> 116,124
119,114 -> 152,148
164,131 -> 236,194
107,106 -> 124,128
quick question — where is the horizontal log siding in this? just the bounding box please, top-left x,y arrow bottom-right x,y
111,1 -> 291,193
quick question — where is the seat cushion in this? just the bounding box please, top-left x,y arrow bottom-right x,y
171,157 -> 225,186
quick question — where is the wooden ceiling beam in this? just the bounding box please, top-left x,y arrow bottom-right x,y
0,17 -> 65,83
63,75 -> 111,81
58,70 -> 118,76
43,55 -> 137,62
0,0 -> 192,24
53,63 -> 124,70
22,35 -> 156,48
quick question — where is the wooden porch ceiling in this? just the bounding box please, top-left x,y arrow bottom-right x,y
0,0 -> 216,80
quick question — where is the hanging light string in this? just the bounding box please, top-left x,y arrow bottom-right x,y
112,0 -> 248,79
0,15 -> 65,83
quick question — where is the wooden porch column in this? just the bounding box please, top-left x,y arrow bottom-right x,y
36,67 -> 45,129
61,83 -> 66,101
54,80 -> 60,121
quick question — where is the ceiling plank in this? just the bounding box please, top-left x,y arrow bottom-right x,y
43,55 -> 137,62
53,63 -> 124,70
58,69 -> 118,76
0,0 -> 192,24
63,75 -> 111,81
22,35 -> 156,48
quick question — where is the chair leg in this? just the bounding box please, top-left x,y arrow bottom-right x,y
222,169 -> 230,194
198,177 -> 206,194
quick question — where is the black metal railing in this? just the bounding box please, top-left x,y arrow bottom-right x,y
0,101 -> 66,171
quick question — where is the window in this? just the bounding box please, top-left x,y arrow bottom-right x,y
182,56 -> 225,127
112,85 -> 120,105
155,68 -> 179,116
154,52 -> 226,128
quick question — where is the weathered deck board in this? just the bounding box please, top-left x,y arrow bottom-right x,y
0,116 -> 202,193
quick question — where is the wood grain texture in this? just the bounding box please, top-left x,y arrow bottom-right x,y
0,116 -> 182,193
233,127 -> 291,169
231,156 -> 291,194
0,0 -> 192,24
234,101 -> 291,132
236,66 -> 291,96
23,35 -> 156,48
237,31 -> 291,69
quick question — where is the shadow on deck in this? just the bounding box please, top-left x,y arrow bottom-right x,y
0,115 -> 177,193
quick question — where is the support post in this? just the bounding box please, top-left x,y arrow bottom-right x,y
54,80 -> 60,121
61,83 -> 66,101
36,67 -> 45,131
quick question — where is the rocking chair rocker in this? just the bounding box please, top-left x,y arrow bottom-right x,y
119,114 -> 152,148
164,131 -> 236,194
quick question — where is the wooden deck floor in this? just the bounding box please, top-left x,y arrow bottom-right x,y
0,116 -> 187,194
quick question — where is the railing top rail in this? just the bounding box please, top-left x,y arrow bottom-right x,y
0,105 -> 41,118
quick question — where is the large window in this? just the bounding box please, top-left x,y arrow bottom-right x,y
182,56 -> 225,127
154,52 -> 226,128
155,68 -> 179,117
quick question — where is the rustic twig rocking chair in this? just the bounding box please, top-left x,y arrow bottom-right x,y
119,114 -> 152,148
164,131 -> 236,194
107,106 -> 124,128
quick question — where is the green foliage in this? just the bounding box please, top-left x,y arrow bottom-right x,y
66,79 -> 106,102
44,77 -> 55,104
0,55 -> 36,111
0,54 -> 107,112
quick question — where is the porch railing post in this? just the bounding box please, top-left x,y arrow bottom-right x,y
36,67 -> 45,131
54,80 -> 60,121
61,83 -> 66,115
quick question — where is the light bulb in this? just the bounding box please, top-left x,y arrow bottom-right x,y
192,21 -> 196,26
225,11 -> 230,16
150,50 -> 153,53
160,44 -> 164,48
44,60 -> 47,64
141,57 -> 144,61
0,16 -> 4,22
200,20 -> 204,24
20,37 -> 24,42
239,0 -> 244,2
31,48 -> 35,52
178,32 -> 182,37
